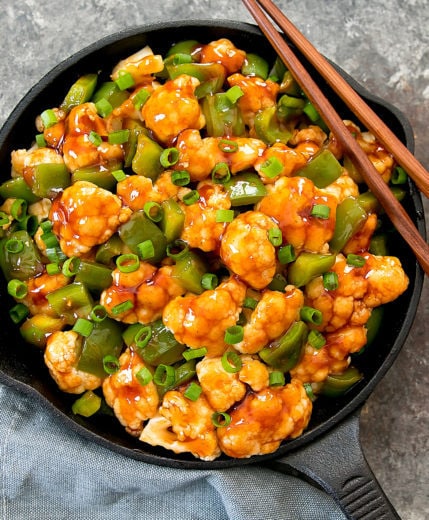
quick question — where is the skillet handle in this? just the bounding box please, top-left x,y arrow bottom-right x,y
264,410 -> 401,520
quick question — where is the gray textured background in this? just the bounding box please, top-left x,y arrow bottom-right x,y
0,0 -> 427,518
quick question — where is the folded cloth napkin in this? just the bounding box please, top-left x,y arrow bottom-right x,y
0,382 -> 347,520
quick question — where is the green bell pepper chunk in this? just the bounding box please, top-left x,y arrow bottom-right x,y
365,306 -> 384,347
267,273 -> 288,292
356,187 -> 406,214
157,359 -> 197,398
201,93 -> 245,137
279,70 -> 302,96
131,134 -> 164,180
72,162 -> 122,191
294,149 -> 342,188
77,317 -> 123,378
320,366 -> 362,397
369,234 -> 388,256
329,197 -> 367,253
0,177 -> 40,203
288,252 -> 336,287
0,230 -> 44,281
74,260 -> 113,293
171,248 -> 208,294
224,172 -> 267,206
95,234 -> 123,265
259,320 -> 308,371
20,314 -> 65,347
46,282 -> 93,323
92,81 -> 129,109
159,199 -> 185,243
166,39 -> 200,57
123,121 -> 147,168
118,210 -> 167,264
32,163 -> 71,199
277,94 -> 306,121
241,53 -> 269,79
167,61 -> 226,83
60,73 -> 98,112
135,319 -> 186,366
254,106 -> 293,145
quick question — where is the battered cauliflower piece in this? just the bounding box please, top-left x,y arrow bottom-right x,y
254,142 -> 307,183
220,211 -> 278,289
141,390 -> 221,461
238,356 -> 270,391
111,45 -> 164,84
50,180 -> 132,257
174,129 -> 266,182
305,253 -> 409,332
103,347 -> 159,436
234,287 -> 304,354
256,176 -> 337,253
200,38 -> 246,75
162,276 -> 247,357
100,263 -> 186,324
290,343 -> 350,383
320,171 -> 360,203
141,74 -> 205,144
11,146 -> 65,178
227,73 -> 280,128
343,213 -> 378,254
181,180 -> 231,252
21,272 -> 70,316
44,330 -> 102,394
217,379 -> 312,458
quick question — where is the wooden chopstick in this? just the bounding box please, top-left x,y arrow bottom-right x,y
242,0 -> 429,276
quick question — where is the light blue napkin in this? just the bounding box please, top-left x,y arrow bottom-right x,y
0,382 -> 347,519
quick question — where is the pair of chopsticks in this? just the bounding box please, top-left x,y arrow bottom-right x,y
242,0 -> 429,276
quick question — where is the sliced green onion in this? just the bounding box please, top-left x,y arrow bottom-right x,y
136,366 -> 153,386
115,70 -> 135,90
260,156 -> 283,178
184,381 -> 203,401
166,239 -> 189,259
268,227 -> 282,247
41,231 -> 58,249
143,201 -> 163,222
103,355 -> 120,374
278,244 -> 296,264
0,211 -> 9,226
95,98 -> 113,117
171,170 -> 190,186
303,382 -> 316,401
108,129 -> 130,145
268,273 -> 288,292
7,279 -> 28,299
269,371 -> 285,386
311,204 -> 331,219
224,325 -> 244,345
111,299 -> 134,315
153,364 -> 176,387
90,304 -> 108,322
137,240 -> 155,261
134,325 -> 152,349
112,169 -> 127,182
218,139 -> 238,153
9,303 -> 29,324
391,166 -> 408,185
35,133 -> 47,147
40,109 -> 58,129
160,147 -> 179,167
182,347 -> 208,361
215,209 -> 234,223
201,273 -> 218,290
243,296 -> 258,310
308,329 -> 326,349
10,199 -> 27,222
211,411 -> 231,427
72,317 -> 94,337
133,88 -> 151,110
40,220 -> 53,233
89,130 -> 102,146
46,262 -> 61,275
323,271 -> 339,291
346,254 -> 366,268
300,306 -> 323,325
182,190 -> 200,205
72,390 -> 101,417
225,85 -> 244,104
5,238 -> 24,253
221,350 -> 242,372
211,162 -> 231,183
20,214 -> 39,236
116,253 -> 140,273
62,256 -> 81,277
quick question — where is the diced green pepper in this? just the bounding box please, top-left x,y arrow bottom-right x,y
123,121 -> 147,168
357,187 -> 406,214
279,70 -> 302,96
92,81 -> 129,109
166,39 -> 199,58
0,177 -> 40,203
171,248 -> 208,294
224,172 -> 267,206
294,149 -> 342,188
72,390 -> 102,417
32,163 -> 71,198
157,359 -> 197,397
241,53 -> 269,79
0,230 -> 44,281
254,106 -> 293,145
201,93 -> 245,137
159,199 -> 185,243
72,162 -> 122,191
131,134 -> 164,180
46,282 -> 93,323
134,319 -> 186,366
329,197 -> 367,253
95,234 -> 123,265
20,314 -> 65,347
365,306 -> 384,347
60,74 -> 98,112
320,366 -> 363,397
287,252 -> 336,287
369,233 -> 388,256
277,94 -> 306,121
74,260 -> 113,293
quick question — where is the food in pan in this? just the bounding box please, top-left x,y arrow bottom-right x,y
0,37 -> 410,460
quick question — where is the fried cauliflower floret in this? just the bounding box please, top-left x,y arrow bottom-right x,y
50,180 -> 131,257
290,344 -> 350,383
11,146 -> 65,178
254,142 -> 307,183
111,45 -> 164,84
200,38 -> 246,75
100,263 -> 186,324
103,347 -> 159,436
289,125 -> 328,150
217,379 -> 312,458
44,330 -> 102,394
180,180 -> 231,252
235,287 -> 304,354
174,129 -> 266,182
256,176 -> 337,253
320,171 -> 360,203
141,391 -> 221,461
116,175 -> 162,210
141,74 -> 205,144
305,253 -> 409,332
21,272 -> 70,316
162,276 -> 247,357
227,73 -> 279,128
239,356 -> 270,391
220,211 -> 277,289
343,213 -> 378,254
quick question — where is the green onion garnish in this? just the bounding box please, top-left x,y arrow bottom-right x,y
72,317 -> 94,337
278,244 -> 296,264
62,256 -> 81,277
10,199 -> 27,222
0,211 -> 9,226
137,240 -> 155,261
218,139 -> 238,153
215,209 -> 234,223
143,201 -> 163,222
108,129 -> 130,145
225,85 -> 244,104
90,304 -> 108,322
95,98 -> 113,117
391,166 -> 408,185
308,329 -> 326,349
260,156 -> 283,178
243,296 -> 258,310
171,170 -> 190,186
160,147 -> 180,167
35,133 -> 47,147
201,273 -> 218,291
268,227 -> 282,247
72,391 -> 101,417
7,279 -> 28,299
153,364 -> 175,387
211,411 -> 231,428
311,204 -> 331,219
323,271 -> 339,291
224,325 -> 244,345
115,70 -> 135,91
136,367 -> 153,386
182,347 -> 208,361
182,190 -> 200,205
40,220 -> 53,233
9,303 -> 29,324
221,351 -> 242,373
46,262 -> 61,275
111,300 -> 134,315
184,382 -> 203,401
134,325 -> 152,349
269,371 -> 285,386
112,169 -> 127,182
103,355 -> 120,375
211,162 -> 231,183
346,254 -> 366,268
40,109 -> 58,129
89,130 -> 102,146
133,88 -> 151,110
303,382 -> 315,401
300,306 -> 323,325
166,239 -> 189,260
5,238 -> 24,254
116,253 -> 140,273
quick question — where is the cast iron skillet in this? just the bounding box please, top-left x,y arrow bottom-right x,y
0,20 -> 425,520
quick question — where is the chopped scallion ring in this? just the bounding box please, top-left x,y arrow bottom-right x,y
211,411 -> 231,428
346,254 -> 366,268
134,325 -> 152,349
136,366 -> 153,386
95,98 -> 113,117
300,306 -> 323,325
225,85 -> 244,104
308,329 -> 326,349
218,139 -> 238,153
46,262 -> 61,275
323,271 -> 339,291
182,190 -> 200,205
88,130 -> 102,146
221,351 -> 242,372
41,231 -> 59,249
90,305 -> 107,322
40,220 -> 53,233
143,201 -> 163,222
391,166 -> 408,185
269,371 -> 285,386
9,303 -> 29,324
201,273 -> 218,290
111,299 -> 134,315
0,211 -> 9,226
311,204 -> 331,219
7,279 -> 28,299
184,382 -> 203,401
10,199 -> 27,222
112,169 -> 127,182
72,317 -> 94,337
224,325 -> 244,345
303,382 -> 316,401
211,162 -> 231,183
116,253 -> 140,273
103,355 -> 120,375
160,147 -> 179,167
182,347 -> 208,361
166,239 -> 189,260
5,238 -> 24,254
171,170 -> 190,186
72,391 -> 101,417
115,70 -> 135,90
40,109 -> 58,129
108,129 -> 130,145
137,240 -> 155,261
133,88 -> 151,110
268,227 -> 282,247
153,364 -> 175,387
62,256 -> 81,277
260,156 -> 283,178
35,133 -> 47,148
215,209 -> 234,223
277,244 -> 296,264
243,296 -> 258,310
